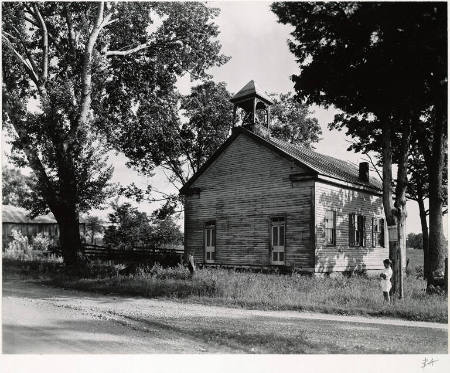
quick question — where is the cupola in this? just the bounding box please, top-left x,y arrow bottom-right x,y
230,80 -> 273,133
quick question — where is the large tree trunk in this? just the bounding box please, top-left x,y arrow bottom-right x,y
416,194 -> 430,280
393,124 -> 412,298
382,121 -> 411,299
427,101 -> 447,286
54,205 -> 82,267
381,122 -> 399,293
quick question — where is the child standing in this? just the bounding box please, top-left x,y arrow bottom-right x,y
380,259 -> 393,302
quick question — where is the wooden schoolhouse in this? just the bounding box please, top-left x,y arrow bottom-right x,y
180,81 -> 389,274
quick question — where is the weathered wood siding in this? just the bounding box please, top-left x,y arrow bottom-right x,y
314,182 -> 389,272
185,133 -> 314,269
2,223 -> 59,249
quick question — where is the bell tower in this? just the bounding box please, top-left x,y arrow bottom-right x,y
230,80 -> 273,132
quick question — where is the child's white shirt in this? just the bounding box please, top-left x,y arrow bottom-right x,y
380,267 -> 393,292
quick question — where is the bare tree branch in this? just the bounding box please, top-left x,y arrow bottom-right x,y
77,2 -> 111,129
160,166 -> 183,190
64,4 -> 77,57
152,188 -> 174,198
101,17 -> 118,28
23,15 -> 39,27
105,42 -> 152,56
33,3 -> 49,84
21,12 -> 64,56
364,151 -> 383,182
9,25 -> 40,78
2,35 -> 39,85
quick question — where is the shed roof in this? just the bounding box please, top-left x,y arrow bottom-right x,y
2,205 -> 57,224
180,127 -> 382,194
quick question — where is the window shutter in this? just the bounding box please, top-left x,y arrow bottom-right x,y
371,217 -> 375,247
333,211 -> 337,245
362,216 -> 366,246
349,213 -> 354,246
379,218 -> 385,247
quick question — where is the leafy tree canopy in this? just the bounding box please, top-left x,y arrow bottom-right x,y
83,215 -> 104,244
271,2 -> 446,119
270,93 -> 322,147
104,202 -> 182,249
113,80 -> 233,189
407,233 -> 423,250
2,166 -> 33,208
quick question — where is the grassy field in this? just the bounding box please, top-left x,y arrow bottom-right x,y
406,247 -> 423,270
3,253 -> 447,323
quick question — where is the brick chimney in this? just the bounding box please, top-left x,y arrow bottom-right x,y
359,162 -> 370,182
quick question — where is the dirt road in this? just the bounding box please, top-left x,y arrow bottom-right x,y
2,278 -> 447,354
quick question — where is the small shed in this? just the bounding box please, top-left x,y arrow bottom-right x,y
2,205 -> 86,249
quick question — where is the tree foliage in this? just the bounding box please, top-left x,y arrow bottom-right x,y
83,215 -> 104,244
272,2 -> 445,118
269,93 -> 322,147
103,202 -> 182,249
2,166 -> 33,207
407,233 -> 423,250
113,80 -> 233,189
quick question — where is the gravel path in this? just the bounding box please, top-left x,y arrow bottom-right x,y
2,278 -> 448,354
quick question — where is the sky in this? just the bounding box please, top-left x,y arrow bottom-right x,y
2,1 -> 446,236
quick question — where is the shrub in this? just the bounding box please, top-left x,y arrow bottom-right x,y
4,230 -> 60,262
4,230 -> 32,260
7,229 -> 30,250
103,202 -> 183,250
32,233 -> 54,251
145,263 -> 191,280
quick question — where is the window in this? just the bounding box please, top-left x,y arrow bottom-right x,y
349,213 -> 366,247
372,218 -> 385,247
324,210 -> 336,245
204,222 -> 216,262
271,217 -> 285,264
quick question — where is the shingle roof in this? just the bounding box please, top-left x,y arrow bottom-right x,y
230,80 -> 273,105
180,127 -> 382,194
2,205 -> 57,224
267,136 -> 382,190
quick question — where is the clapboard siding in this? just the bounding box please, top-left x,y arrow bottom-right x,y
314,182 -> 389,272
185,133 -> 314,269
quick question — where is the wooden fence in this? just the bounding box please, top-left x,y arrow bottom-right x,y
50,244 -> 185,265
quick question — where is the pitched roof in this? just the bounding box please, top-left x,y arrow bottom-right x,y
230,80 -> 273,105
267,136 -> 382,189
180,127 -> 382,194
2,205 -> 57,224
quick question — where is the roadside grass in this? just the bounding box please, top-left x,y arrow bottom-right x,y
3,256 -> 447,323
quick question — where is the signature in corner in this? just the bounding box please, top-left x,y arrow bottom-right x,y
421,357 -> 439,369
